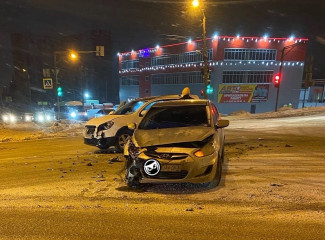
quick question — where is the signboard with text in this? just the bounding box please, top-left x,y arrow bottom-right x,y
218,84 -> 269,103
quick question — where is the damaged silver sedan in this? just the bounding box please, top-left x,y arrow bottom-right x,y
124,99 -> 229,188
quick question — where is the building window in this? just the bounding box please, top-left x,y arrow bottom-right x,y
152,72 -> 203,85
121,60 -> 139,70
145,89 -> 149,94
151,49 -> 212,67
145,62 -> 150,67
120,75 -> 139,85
145,76 -> 149,82
222,71 -> 274,84
224,48 -> 276,61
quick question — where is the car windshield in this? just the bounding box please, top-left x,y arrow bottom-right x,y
139,105 -> 209,129
113,100 -> 147,115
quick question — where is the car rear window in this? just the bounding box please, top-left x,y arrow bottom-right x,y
139,105 -> 208,129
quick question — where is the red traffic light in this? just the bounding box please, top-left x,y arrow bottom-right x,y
274,73 -> 281,88
200,90 -> 204,96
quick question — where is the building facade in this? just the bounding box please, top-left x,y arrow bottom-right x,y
118,36 -> 308,114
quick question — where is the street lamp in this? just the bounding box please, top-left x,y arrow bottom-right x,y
192,0 -> 209,99
69,51 -> 78,60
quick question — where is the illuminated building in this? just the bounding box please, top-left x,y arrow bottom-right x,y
118,36 -> 308,113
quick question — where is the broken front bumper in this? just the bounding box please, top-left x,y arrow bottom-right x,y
134,149 -> 218,184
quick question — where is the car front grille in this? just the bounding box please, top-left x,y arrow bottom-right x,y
85,126 -> 96,135
145,152 -> 188,160
146,171 -> 188,179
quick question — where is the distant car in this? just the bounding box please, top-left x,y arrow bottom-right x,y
94,109 -> 114,118
1,112 -> 19,123
123,99 -> 229,188
34,111 -> 55,123
22,113 -> 34,122
84,94 -> 198,152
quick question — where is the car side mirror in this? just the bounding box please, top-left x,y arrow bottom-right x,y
215,119 -> 229,129
140,110 -> 147,117
127,123 -> 136,130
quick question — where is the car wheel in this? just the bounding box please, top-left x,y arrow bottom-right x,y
115,129 -> 132,152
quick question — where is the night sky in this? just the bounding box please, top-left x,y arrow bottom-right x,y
0,0 -> 324,86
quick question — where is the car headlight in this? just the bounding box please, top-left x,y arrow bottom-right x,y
38,115 -> 44,122
2,115 -> 9,122
70,112 -> 77,118
9,114 -> 17,123
25,116 -> 32,122
194,135 -> 215,158
98,121 -> 114,131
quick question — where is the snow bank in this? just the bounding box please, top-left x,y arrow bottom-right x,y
0,120 -> 85,143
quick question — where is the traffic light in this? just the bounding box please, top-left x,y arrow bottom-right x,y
200,90 -> 204,96
273,73 -> 281,88
57,86 -> 63,97
206,84 -> 214,94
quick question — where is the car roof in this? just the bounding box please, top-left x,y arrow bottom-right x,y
133,94 -> 199,102
151,99 -> 209,107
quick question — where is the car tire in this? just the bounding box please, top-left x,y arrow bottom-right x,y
115,129 -> 132,152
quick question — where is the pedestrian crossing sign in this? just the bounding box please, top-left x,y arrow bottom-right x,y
43,78 -> 53,90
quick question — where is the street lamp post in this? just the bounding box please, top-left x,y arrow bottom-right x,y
53,47 -> 104,119
193,0 -> 209,99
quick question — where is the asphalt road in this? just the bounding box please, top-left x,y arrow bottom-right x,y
0,115 -> 324,239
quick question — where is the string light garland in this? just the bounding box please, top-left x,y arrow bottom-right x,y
117,36 -> 308,57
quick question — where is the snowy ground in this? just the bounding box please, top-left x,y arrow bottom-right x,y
0,107 -> 324,239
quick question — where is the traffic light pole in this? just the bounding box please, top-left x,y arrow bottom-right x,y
54,52 -> 60,118
275,42 -> 305,112
275,49 -> 284,112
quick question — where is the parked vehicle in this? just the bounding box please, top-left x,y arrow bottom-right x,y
124,99 -> 229,188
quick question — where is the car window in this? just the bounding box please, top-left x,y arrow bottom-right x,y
139,105 -> 209,130
113,100 -> 147,115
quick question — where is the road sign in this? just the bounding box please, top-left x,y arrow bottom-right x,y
43,78 -> 53,90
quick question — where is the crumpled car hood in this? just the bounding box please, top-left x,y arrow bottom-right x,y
134,126 -> 214,147
85,114 -> 123,126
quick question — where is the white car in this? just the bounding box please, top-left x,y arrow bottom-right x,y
84,94 -> 198,152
